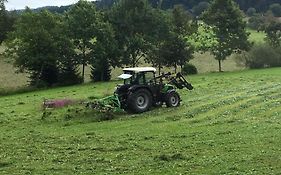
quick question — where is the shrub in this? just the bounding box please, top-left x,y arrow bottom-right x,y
182,63 -> 198,75
247,15 -> 264,30
236,44 -> 281,69
246,7 -> 256,17
269,3 -> 281,17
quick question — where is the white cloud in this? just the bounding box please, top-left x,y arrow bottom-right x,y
5,0 -> 91,10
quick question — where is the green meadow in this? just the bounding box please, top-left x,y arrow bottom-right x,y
0,68 -> 280,174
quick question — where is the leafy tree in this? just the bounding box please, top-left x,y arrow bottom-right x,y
90,20 -> 119,82
246,7 -> 256,17
109,0 -> 162,67
161,5 -> 195,73
161,34 -> 194,73
5,10 -> 80,87
145,9 -> 171,74
265,21 -> 281,48
65,0 -> 100,82
269,3 -> 281,17
247,14 -> 265,30
202,0 -> 251,72
192,1 -> 210,17
0,0 -> 17,45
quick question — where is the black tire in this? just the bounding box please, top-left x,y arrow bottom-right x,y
165,91 -> 180,107
127,89 -> 152,113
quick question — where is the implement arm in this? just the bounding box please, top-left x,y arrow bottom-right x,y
169,73 -> 194,90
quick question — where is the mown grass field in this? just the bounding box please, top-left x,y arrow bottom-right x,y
0,68 -> 280,174
248,29 -> 266,44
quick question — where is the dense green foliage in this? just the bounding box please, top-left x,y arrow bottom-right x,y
65,1 -> 101,82
265,21 -> 281,48
22,0 -> 281,17
269,3 -> 281,17
202,0 -> 251,72
246,7 -> 256,17
182,63 -> 198,75
109,0 -> 163,67
159,5 -> 196,73
5,10 -> 81,87
192,1 -> 210,17
0,68 -> 281,174
0,0 -> 16,44
100,0 -> 281,14
2,0 -> 280,87
236,44 -> 281,69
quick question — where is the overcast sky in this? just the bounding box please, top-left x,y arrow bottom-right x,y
5,0 -> 90,10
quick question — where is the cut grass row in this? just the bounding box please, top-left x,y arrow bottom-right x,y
0,67 -> 280,174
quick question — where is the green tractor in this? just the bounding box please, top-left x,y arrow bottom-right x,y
44,67 -> 193,113
113,67 -> 193,113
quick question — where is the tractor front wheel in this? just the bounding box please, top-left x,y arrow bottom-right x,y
127,89 -> 152,113
165,91 -> 180,107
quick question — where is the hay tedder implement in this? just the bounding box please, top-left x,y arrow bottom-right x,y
87,67 -> 193,113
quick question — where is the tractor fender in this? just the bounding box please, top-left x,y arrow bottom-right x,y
128,85 -> 153,96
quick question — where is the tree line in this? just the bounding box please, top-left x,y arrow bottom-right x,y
1,0 -> 279,88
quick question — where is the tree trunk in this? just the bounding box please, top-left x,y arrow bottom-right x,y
158,65 -> 161,75
82,62 -> 85,83
101,69 -> 104,81
82,51 -> 86,83
174,64 -> 177,74
218,59 -> 222,72
35,64 -> 44,87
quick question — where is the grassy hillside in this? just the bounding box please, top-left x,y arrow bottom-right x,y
0,68 -> 280,174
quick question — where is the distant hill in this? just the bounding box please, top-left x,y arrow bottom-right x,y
11,0 -> 281,14
93,0 -> 281,13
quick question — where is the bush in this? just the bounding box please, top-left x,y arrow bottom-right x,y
247,15 -> 264,30
182,63 -> 198,75
236,44 -> 281,69
246,7 -> 256,17
269,3 -> 281,17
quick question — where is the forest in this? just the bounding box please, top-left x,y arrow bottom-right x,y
30,0 -> 281,14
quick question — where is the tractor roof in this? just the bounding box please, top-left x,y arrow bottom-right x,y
123,67 -> 156,73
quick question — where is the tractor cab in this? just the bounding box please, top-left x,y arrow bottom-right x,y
118,67 -> 157,86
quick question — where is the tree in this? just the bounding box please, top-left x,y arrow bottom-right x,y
65,0 -> 100,82
161,34 -> 194,73
265,21 -> 281,48
246,7 -> 256,17
90,19 -> 119,82
0,0 -> 16,45
269,3 -> 281,17
5,10 -> 80,87
192,2 -> 210,17
202,0 -> 251,72
109,0 -> 161,67
145,9 -> 171,74
162,5 -> 196,73
247,14 -> 265,30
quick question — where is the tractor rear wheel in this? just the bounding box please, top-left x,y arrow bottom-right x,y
165,91 -> 180,107
127,89 -> 152,113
